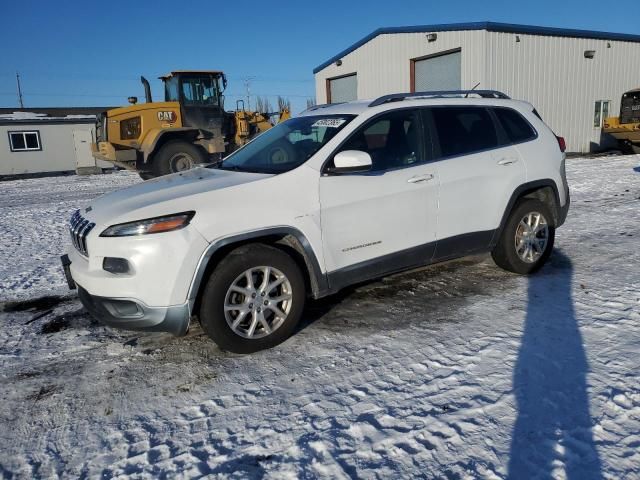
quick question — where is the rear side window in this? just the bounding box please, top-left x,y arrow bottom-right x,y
431,107 -> 498,158
493,108 -> 537,144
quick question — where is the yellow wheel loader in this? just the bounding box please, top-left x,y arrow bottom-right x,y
603,88 -> 640,154
91,71 -> 291,179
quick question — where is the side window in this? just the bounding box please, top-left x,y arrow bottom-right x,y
493,108 -> 537,144
164,77 -> 179,102
338,109 -> 425,172
431,107 -> 498,158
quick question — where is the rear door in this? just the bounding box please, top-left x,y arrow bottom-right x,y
425,106 -> 526,256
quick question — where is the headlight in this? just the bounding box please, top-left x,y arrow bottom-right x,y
100,212 -> 195,237
120,116 -> 141,140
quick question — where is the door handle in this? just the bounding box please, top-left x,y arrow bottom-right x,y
497,158 -> 518,166
407,174 -> 434,184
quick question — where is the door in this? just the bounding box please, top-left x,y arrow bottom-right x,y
426,106 -> 526,255
319,108 -> 439,284
179,74 -> 225,131
327,74 -> 357,103
412,50 -> 461,92
72,130 -> 96,169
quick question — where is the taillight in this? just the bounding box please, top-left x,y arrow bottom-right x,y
556,136 -> 566,152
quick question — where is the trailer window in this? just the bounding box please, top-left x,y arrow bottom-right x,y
8,131 -> 41,152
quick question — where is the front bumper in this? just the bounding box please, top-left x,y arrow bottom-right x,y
76,284 -> 190,336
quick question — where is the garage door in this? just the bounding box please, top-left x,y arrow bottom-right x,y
413,51 -> 461,91
328,74 -> 357,103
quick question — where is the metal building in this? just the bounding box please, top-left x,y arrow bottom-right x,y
313,22 -> 640,152
0,107 -> 112,177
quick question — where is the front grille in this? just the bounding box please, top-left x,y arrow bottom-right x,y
69,210 -> 95,257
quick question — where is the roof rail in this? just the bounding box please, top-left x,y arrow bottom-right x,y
303,102 -> 346,113
368,90 -> 510,107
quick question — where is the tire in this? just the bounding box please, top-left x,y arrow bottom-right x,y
199,244 -> 306,353
151,140 -> 206,177
264,139 -> 297,166
618,140 -> 640,155
491,198 -> 555,274
138,171 -> 155,180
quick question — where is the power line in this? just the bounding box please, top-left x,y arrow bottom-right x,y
0,91 -> 315,99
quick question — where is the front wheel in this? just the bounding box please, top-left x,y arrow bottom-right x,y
151,140 -> 206,177
199,244 -> 306,353
492,198 -> 555,274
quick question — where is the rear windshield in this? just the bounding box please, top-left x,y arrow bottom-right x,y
216,114 -> 355,174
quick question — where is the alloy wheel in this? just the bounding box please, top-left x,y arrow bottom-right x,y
223,266 -> 293,339
514,211 -> 549,263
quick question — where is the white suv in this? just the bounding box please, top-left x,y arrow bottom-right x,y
62,90 -> 569,353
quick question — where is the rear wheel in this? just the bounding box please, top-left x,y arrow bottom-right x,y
492,198 -> 555,274
199,244 -> 306,353
151,140 -> 206,177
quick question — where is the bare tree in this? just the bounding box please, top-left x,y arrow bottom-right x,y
255,96 -> 273,114
306,97 -> 317,109
278,96 -> 291,112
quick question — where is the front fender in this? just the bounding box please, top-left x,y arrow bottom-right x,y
139,128 -> 200,162
186,227 -> 330,313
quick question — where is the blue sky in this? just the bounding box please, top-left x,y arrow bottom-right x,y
1,0 -> 638,114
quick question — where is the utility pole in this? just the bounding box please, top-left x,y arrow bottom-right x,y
244,77 -> 254,111
16,72 -> 24,108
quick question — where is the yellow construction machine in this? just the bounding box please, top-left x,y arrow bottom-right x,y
603,88 -> 640,154
92,71 -> 290,178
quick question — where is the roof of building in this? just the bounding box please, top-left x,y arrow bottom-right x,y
0,107 -> 110,125
313,21 -> 640,73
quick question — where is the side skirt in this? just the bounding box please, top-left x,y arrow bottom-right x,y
325,230 -> 495,295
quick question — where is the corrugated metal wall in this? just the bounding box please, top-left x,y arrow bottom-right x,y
315,30 -> 487,102
485,32 -> 640,152
314,29 -> 640,152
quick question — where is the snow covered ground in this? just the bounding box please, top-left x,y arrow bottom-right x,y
0,156 -> 639,479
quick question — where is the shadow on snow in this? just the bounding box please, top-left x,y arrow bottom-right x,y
508,250 -> 602,478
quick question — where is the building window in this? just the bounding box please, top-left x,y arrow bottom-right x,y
593,100 -> 611,128
8,131 -> 42,152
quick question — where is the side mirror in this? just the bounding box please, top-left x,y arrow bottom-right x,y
331,150 -> 372,173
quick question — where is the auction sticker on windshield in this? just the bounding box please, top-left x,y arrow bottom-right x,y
312,119 -> 347,128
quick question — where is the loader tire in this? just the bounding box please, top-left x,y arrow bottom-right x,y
151,141 -> 206,177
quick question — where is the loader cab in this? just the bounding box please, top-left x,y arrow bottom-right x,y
161,70 -> 228,132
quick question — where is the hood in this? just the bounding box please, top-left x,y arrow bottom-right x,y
84,167 -> 272,228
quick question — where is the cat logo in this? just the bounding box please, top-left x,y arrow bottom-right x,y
157,111 -> 176,122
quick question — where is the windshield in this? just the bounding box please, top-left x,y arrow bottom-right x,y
216,114 -> 355,174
